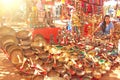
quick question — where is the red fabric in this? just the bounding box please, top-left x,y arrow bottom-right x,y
83,23 -> 92,36
65,0 -> 72,4
87,4 -> 92,13
32,28 -> 61,43
42,0 -> 54,5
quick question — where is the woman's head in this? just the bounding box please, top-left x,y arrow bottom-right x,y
101,15 -> 110,33
104,15 -> 110,23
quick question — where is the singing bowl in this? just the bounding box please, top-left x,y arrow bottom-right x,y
31,41 -> 47,48
20,39 -> 31,46
32,75 -> 44,80
33,34 -> 45,42
93,71 -> 102,79
84,68 -> 93,74
20,45 -> 31,50
0,27 -> 16,38
23,49 -> 35,57
16,30 -> 30,39
45,76 -> 65,80
47,70 -> 60,77
76,70 -> 85,76
1,35 -> 18,48
82,75 -> 93,80
41,63 -> 53,72
32,34 -> 47,47
9,48 -> 24,66
35,59 -> 43,66
55,66 -> 66,74
99,69 -> 107,74
39,52 -> 49,59
3,42 -> 17,50
6,45 -> 22,54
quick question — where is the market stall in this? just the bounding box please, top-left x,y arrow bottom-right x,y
0,0 -> 120,80
0,25 -> 119,80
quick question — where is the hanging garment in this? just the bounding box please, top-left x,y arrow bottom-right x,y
116,9 -> 120,18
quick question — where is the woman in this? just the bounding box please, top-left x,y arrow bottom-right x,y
93,15 -> 114,37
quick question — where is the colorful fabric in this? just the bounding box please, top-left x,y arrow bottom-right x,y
116,9 -> 120,17
67,20 -> 72,31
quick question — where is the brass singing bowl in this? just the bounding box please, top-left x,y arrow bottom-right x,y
0,27 -> 16,38
3,42 -> 17,50
16,30 -> 30,39
93,71 -> 102,79
31,34 -> 47,48
39,52 -> 49,59
31,41 -> 47,48
1,35 -> 18,48
41,63 -> 53,72
82,75 -> 93,80
76,70 -> 85,76
23,49 -> 35,57
32,75 -> 44,80
45,76 -> 65,80
47,70 -> 60,77
9,47 -> 24,66
6,45 -> 22,54
20,39 -> 31,46
35,59 -> 43,66
84,68 -> 93,74
99,69 -> 107,74
20,45 -> 31,50
55,66 -> 66,74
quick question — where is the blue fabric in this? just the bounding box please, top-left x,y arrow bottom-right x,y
67,20 -> 72,31
99,21 -> 114,34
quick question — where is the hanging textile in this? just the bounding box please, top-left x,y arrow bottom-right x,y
61,0 -> 65,4
42,0 -> 54,5
87,4 -> 92,13
100,0 -> 103,6
97,6 -> 102,14
81,1 -> 86,13
65,0 -> 72,5
97,0 -> 100,5
89,0 -> 94,3
36,1 -> 44,11
116,9 -> 120,18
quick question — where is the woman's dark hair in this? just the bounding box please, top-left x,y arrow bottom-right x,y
101,15 -> 110,33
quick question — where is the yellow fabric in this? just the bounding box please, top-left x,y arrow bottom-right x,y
61,0 -> 65,4
116,10 -> 120,17
32,6 -> 37,12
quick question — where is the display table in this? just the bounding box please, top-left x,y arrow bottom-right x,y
32,27 -> 61,43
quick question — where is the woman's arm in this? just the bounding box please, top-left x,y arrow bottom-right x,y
109,22 -> 114,36
109,26 -> 114,36
92,26 -> 101,35
92,22 -> 102,36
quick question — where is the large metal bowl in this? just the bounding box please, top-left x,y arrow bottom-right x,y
1,35 -> 18,48
16,30 -> 30,39
0,27 -> 16,38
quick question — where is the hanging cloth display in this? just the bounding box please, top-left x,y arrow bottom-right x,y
65,0 -> 72,5
116,9 -> 120,18
61,0 -> 65,4
81,1 -> 86,13
36,1 -> 44,11
87,4 -> 92,13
